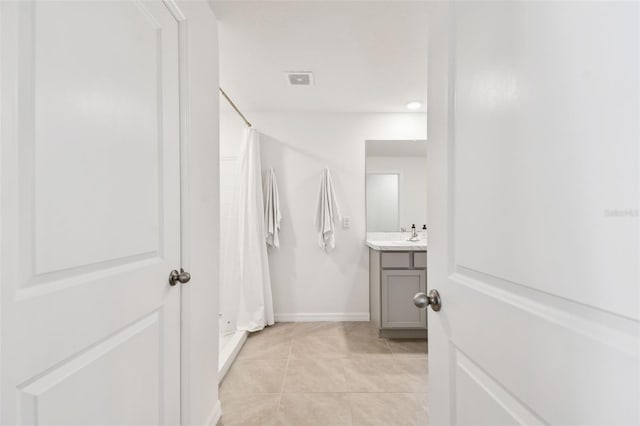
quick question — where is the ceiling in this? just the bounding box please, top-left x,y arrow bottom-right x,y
211,1 -> 429,113
366,140 -> 427,157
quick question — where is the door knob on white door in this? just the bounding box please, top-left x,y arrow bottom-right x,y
413,289 -> 441,311
169,269 -> 191,286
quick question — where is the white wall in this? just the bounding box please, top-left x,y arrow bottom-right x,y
367,156 -> 428,230
255,112 -> 426,320
220,110 -> 245,158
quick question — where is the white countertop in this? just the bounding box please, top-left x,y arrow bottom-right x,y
366,240 -> 427,251
365,232 -> 427,251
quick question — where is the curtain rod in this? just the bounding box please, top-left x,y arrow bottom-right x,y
219,88 -> 252,128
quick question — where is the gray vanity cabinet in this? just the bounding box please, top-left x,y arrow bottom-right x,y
369,249 -> 427,338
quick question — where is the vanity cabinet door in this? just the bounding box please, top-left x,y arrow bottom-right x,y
381,269 -> 427,329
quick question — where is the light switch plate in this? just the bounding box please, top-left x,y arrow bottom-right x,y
342,216 -> 351,228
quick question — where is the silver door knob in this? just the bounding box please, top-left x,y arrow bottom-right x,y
169,269 -> 191,286
413,289 -> 441,311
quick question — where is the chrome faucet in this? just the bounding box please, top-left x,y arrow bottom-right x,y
409,224 -> 420,241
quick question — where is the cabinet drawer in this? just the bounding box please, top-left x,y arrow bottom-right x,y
413,251 -> 427,268
381,252 -> 411,268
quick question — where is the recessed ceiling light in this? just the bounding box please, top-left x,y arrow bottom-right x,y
405,101 -> 422,110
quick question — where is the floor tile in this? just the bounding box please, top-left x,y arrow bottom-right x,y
343,335 -> 392,358
292,322 -> 349,338
219,322 -> 430,425
342,358 -> 427,392
283,359 -> 347,393
342,358 -> 399,392
238,335 -> 291,360
343,322 -> 381,339
218,393 -> 279,426
277,393 -> 352,426
348,393 -> 429,426
289,333 -> 350,359
395,356 -> 428,375
416,392 -> 429,412
386,338 -> 428,357
221,359 -> 287,395
253,322 -> 299,342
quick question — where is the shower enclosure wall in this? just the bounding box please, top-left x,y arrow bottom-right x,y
218,98 -> 248,380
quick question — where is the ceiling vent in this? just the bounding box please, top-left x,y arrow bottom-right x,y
285,71 -> 314,86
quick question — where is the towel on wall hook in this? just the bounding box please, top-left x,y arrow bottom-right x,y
315,167 -> 341,252
263,167 -> 282,248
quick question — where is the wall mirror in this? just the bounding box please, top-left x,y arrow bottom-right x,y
365,140 -> 427,232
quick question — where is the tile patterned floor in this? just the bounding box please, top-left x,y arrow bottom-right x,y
219,322 -> 428,426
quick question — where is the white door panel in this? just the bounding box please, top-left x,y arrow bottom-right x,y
18,313 -> 163,426
32,1 -> 163,275
427,2 -> 639,425
455,350 -> 544,426
453,1 -> 639,320
446,272 -> 638,425
1,1 -> 182,425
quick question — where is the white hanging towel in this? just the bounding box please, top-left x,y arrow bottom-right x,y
263,167 -> 282,248
315,168 -> 341,252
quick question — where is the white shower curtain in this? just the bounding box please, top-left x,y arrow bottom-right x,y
235,128 -> 275,331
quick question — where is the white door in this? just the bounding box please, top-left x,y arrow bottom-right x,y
1,1 -> 182,425
426,2 -> 639,425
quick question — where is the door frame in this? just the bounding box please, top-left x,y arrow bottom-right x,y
165,1 -> 222,425
161,2 -> 193,424
161,1 -> 215,425
425,2 -> 454,424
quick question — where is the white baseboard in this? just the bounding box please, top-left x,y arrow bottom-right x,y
206,400 -> 222,426
274,312 -> 370,322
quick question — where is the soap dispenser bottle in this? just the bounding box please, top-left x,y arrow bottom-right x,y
422,224 -> 427,240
